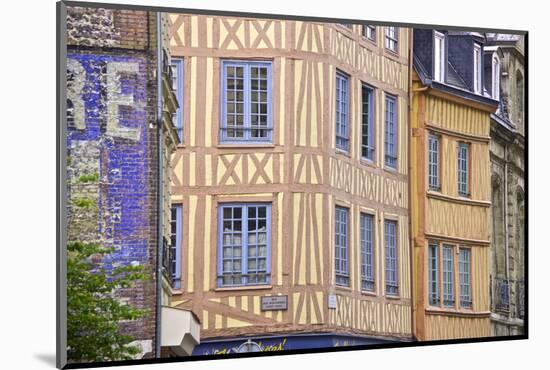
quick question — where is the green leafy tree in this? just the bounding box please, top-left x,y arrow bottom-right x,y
67,241 -> 149,363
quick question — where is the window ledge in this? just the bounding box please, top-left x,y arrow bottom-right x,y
217,143 -> 276,149
335,148 -> 351,157
334,285 -> 352,292
360,290 -> 377,297
214,285 -> 273,292
385,294 -> 401,300
360,158 -> 377,168
425,307 -> 491,318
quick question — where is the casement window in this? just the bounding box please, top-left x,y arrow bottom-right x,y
473,43 -> 482,94
492,55 -> 500,100
384,219 -> 398,296
361,85 -> 375,161
429,242 -> 473,309
457,142 -> 470,196
335,206 -> 350,286
218,204 -> 271,287
221,60 -> 272,143
171,58 -> 184,142
385,26 -> 398,52
459,248 -> 472,308
363,25 -> 376,41
360,213 -> 375,292
170,204 -> 182,289
384,94 -> 398,169
428,242 -> 440,305
442,244 -> 455,307
433,31 -> 445,83
335,71 -> 350,152
428,134 -> 440,190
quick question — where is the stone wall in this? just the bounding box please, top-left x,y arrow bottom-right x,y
489,36 -> 525,336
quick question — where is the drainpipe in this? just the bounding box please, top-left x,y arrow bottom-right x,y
406,28 -> 416,340
504,146 -> 510,318
155,11 -> 163,359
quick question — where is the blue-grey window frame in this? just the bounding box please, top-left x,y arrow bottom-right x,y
458,142 -> 470,196
360,213 -> 375,292
170,204 -> 183,289
362,84 -> 375,161
428,241 -> 440,306
335,71 -> 350,152
220,60 -> 273,144
362,25 -> 376,41
171,58 -> 184,142
428,134 -> 440,190
442,244 -> 455,307
217,203 -> 272,287
384,219 -> 399,296
384,94 -> 398,169
385,26 -> 398,52
335,206 -> 350,286
459,247 -> 472,308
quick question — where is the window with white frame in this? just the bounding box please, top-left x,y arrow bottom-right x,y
433,31 -> 445,82
457,142 -> 469,196
492,54 -> 500,100
363,25 -> 376,41
361,84 -> 375,161
170,204 -> 182,289
385,27 -> 398,52
218,204 -> 271,287
221,60 -> 272,143
428,242 -> 439,306
360,213 -> 375,292
473,43 -> 482,94
335,206 -> 349,286
459,248 -> 472,308
384,94 -> 398,169
384,219 -> 398,296
171,58 -> 184,142
428,134 -> 440,190
335,71 -> 350,152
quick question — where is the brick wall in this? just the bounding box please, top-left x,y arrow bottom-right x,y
66,6 -> 160,359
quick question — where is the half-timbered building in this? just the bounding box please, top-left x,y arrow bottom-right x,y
411,30 -> 499,340
167,14 -> 413,353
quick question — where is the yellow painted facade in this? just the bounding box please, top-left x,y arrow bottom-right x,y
169,14 -> 412,341
411,75 -> 495,341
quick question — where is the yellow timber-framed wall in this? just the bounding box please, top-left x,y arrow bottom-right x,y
411,73 -> 494,340
168,14 -> 413,341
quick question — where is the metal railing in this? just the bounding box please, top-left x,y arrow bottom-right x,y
492,277 -> 510,313
517,280 -> 525,319
491,277 -> 525,319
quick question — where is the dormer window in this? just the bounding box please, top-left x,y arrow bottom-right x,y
434,31 -> 445,83
492,54 -> 500,100
473,43 -> 482,94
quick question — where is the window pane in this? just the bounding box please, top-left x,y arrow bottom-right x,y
385,220 -> 398,295
222,62 -> 272,143
442,245 -> 455,307
361,213 -> 375,291
459,248 -> 472,308
336,72 -> 349,152
428,242 -> 439,305
362,86 -> 374,160
335,207 -> 349,286
385,95 -> 398,168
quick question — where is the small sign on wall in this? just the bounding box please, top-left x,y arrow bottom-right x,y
328,294 -> 337,309
261,295 -> 288,311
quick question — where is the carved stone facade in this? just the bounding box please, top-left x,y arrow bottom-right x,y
485,34 -> 525,336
